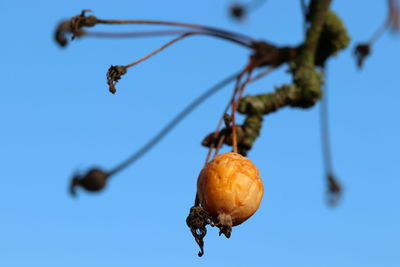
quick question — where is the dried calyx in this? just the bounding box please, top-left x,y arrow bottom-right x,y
185,205 -> 237,256
107,65 -> 128,94
186,206 -> 212,257
55,9 -> 98,47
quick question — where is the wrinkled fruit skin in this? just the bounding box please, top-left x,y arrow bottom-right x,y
197,152 -> 264,226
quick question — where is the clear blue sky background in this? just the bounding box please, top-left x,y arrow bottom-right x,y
1,0 -> 399,266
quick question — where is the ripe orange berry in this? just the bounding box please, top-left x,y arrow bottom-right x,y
197,152 -> 264,230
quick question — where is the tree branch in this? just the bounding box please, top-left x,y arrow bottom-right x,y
209,0 -> 351,156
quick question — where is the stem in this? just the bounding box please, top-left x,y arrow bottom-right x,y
320,69 -> 342,206
247,0 -> 268,12
204,143 -> 215,164
108,72 -> 239,177
232,70 -> 253,154
96,18 -> 255,48
204,102 -> 230,163
124,32 -> 194,69
85,29 -> 196,38
231,77 -> 242,154
204,69 -> 245,162
368,20 -> 389,44
213,135 -> 226,158
248,66 -> 273,83
85,29 -> 248,47
320,69 -> 333,175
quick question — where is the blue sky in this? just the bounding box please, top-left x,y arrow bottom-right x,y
1,0 -> 399,266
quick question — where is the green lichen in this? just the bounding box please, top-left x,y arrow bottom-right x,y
315,11 -> 350,66
239,114 -> 263,155
293,65 -> 323,107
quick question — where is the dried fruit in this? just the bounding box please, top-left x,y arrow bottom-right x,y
70,168 -> 108,196
197,152 -> 264,236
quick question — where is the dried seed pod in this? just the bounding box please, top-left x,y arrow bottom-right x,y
230,4 -> 246,20
54,21 -> 71,47
354,43 -> 371,69
197,152 -> 264,237
107,65 -> 128,94
70,168 -> 108,196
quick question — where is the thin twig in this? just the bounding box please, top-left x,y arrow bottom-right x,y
368,20 -> 389,44
85,29 -> 248,45
231,77 -> 242,153
204,143 -> 215,165
247,0 -> 268,12
213,135 -> 226,158
232,70 -> 253,153
124,32 -> 194,69
320,68 -> 343,206
85,29 -> 196,39
320,68 -> 333,176
205,69 -> 247,162
248,66 -> 274,83
96,18 -> 255,47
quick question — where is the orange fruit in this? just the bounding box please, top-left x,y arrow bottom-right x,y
197,152 -> 264,227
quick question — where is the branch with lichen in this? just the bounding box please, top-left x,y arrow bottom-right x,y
202,0 -> 350,156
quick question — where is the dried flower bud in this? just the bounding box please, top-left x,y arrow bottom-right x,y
70,168 -> 108,196
70,10 -> 98,40
107,65 -> 128,94
230,4 -> 246,20
201,131 -> 219,147
54,21 -> 71,47
354,43 -> 371,69
327,174 -> 342,206
54,10 -> 98,47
